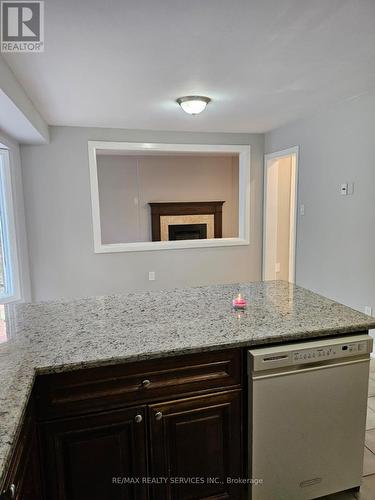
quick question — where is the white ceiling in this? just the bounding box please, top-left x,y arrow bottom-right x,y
4,0 -> 375,133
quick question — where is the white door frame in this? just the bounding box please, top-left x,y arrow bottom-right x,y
262,146 -> 299,283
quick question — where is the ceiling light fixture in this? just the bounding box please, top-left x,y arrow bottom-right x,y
176,95 -> 211,115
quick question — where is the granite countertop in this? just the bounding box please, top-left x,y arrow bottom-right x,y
1,280 -> 375,485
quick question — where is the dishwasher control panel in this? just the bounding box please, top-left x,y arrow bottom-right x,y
249,334 -> 373,373
293,340 -> 368,364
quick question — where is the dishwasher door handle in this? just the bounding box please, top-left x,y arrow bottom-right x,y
252,356 -> 369,380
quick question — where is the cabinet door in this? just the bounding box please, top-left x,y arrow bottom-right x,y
149,389 -> 243,500
40,406 -> 148,500
16,431 -> 42,500
1,403 -> 42,500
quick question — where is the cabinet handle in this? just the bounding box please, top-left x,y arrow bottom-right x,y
0,483 -> 16,500
9,484 -> 16,499
134,414 -> 143,423
155,411 -> 163,421
141,379 -> 151,388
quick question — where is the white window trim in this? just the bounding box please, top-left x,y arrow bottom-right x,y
0,148 -> 21,302
88,141 -> 251,253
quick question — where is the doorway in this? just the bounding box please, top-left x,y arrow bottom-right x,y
263,147 -> 299,283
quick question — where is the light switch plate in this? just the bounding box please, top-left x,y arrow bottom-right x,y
148,271 -> 156,281
365,306 -> 372,316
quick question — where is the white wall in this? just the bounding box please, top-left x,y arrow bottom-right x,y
21,126 -> 263,301
265,91 -> 375,312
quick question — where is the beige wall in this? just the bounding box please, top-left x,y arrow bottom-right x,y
264,156 -> 292,281
264,159 -> 278,280
276,157 -> 292,280
97,154 -> 239,243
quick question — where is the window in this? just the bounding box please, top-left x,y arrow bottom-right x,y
0,148 -> 20,303
88,141 -> 251,253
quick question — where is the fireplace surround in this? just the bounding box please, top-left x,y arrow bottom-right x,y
149,201 -> 225,241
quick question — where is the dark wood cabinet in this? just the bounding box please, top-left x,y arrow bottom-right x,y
35,349 -> 241,420
149,389 -> 243,500
3,349 -> 243,500
40,406 -> 149,500
1,402 -> 42,500
39,389 -> 243,500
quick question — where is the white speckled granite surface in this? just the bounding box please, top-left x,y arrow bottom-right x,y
1,280 -> 375,485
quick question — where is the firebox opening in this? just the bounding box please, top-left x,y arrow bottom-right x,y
168,224 -> 207,241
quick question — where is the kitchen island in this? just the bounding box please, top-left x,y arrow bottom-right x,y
1,281 -> 375,499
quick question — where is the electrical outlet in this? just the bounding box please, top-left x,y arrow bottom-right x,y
275,262 -> 280,273
365,306 -> 372,316
300,204 -> 305,216
148,271 -> 156,281
341,183 -> 354,196
340,183 -> 348,195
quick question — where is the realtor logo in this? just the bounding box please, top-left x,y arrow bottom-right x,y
1,1 -> 44,52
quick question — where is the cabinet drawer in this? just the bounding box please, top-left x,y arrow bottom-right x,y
35,349 -> 242,419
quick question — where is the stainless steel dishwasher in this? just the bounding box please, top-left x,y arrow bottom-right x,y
248,334 -> 373,500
